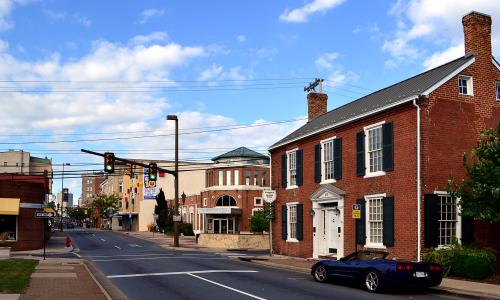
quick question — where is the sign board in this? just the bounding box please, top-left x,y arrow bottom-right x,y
352,204 -> 361,219
262,190 -> 276,203
36,211 -> 55,218
173,215 -> 181,222
143,168 -> 157,200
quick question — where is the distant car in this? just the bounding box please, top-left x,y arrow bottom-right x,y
311,250 -> 443,292
66,222 -> 75,229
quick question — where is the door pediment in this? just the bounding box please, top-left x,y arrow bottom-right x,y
310,184 -> 345,202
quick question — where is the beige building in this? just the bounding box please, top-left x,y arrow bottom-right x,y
0,150 -> 53,193
81,175 -> 106,207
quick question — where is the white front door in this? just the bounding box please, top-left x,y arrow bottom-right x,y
326,209 -> 341,254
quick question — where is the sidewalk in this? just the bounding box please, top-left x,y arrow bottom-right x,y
236,255 -> 500,299
120,231 -> 207,251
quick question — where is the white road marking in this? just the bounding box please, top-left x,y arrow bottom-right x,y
128,244 -> 142,248
87,253 -> 175,258
72,252 -> 82,258
187,273 -> 267,300
94,256 -> 226,262
216,253 -> 247,256
100,238 -> 106,242
107,270 -> 258,279
114,245 -> 122,250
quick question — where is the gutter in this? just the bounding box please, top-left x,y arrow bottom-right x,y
413,98 -> 422,262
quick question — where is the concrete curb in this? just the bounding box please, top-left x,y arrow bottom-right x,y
239,257 -> 500,299
83,260 -> 128,300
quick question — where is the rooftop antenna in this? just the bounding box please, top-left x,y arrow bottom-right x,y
304,78 -> 324,93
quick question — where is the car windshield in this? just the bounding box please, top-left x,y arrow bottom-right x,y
345,251 -> 388,260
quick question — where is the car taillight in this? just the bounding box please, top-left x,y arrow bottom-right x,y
405,264 -> 412,271
430,265 -> 442,271
397,263 -> 404,271
397,263 -> 412,271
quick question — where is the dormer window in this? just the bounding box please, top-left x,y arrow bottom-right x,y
458,76 -> 473,96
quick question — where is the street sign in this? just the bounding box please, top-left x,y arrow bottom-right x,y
262,190 -> 276,203
352,204 -> 361,219
42,204 -> 51,208
36,211 -> 55,218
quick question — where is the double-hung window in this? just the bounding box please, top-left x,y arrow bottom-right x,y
321,138 -> 335,182
496,82 -> 500,101
287,150 -> 297,187
366,196 -> 384,247
218,170 -> 223,186
226,170 -> 232,186
458,76 -> 473,96
438,194 -> 458,246
234,170 -> 239,185
288,204 -> 297,240
365,124 -> 384,176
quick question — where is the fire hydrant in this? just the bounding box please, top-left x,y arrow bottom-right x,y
66,236 -> 72,248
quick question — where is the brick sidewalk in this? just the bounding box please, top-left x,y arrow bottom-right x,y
19,259 -> 110,300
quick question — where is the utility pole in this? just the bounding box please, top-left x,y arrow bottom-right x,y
167,115 -> 180,247
304,78 -> 324,93
60,163 -> 70,232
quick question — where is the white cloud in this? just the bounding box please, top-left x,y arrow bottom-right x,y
0,0 -> 30,31
236,35 -> 246,42
279,0 -> 345,23
198,64 -> 247,85
384,0 -> 500,68
315,52 -> 339,70
43,9 -> 92,28
137,8 -> 165,25
423,43 -> 464,70
131,32 -> 168,45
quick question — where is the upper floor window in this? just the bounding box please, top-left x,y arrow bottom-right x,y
458,75 -> 473,96
254,197 -> 263,206
218,170 -> 223,186
226,170 -> 232,186
321,138 -> 335,182
287,150 -> 297,187
496,82 -> 500,101
254,171 -> 259,186
367,125 -> 383,174
203,198 -> 207,207
216,195 -> 236,207
246,170 -> 251,185
262,170 -> 267,186
234,170 -> 240,185
3,162 -> 7,166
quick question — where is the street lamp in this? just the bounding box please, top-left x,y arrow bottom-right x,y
167,114 -> 179,247
60,163 -> 70,232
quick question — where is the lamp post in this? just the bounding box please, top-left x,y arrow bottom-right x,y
167,114 -> 179,247
60,163 -> 70,232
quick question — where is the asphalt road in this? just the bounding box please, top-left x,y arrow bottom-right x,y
68,230 -> 464,300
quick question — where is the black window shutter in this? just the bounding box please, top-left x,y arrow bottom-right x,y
314,144 -> 321,183
382,122 -> 394,172
461,216 -> 474,245
333,138 -> 342,180
281,154 -> 287,188
296,150 -> 303,186
356,131 -> 365,177
424,194 -> 439,248
281,205 -> 288,240
297,204 -> 303,241
383,196 -> 395,247
356,199 -> 366,245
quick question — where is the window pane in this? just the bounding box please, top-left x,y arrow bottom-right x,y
218,171 -> 223,186
322,140 -> 334,180
367,198 -> 383,244
368,127 -> 383,173
289,151 -> 297,186
226,170 -> 232,186
438,195 -> 458,246
234,170 -> 239,185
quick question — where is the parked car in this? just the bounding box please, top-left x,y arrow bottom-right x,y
311,250 -> 443,292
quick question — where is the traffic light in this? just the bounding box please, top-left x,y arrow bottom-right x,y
148,162 -> 158,181
104,152 -> 115,173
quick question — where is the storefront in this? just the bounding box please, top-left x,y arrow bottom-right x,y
0,198 -> 19,242
198,207 -> 242,234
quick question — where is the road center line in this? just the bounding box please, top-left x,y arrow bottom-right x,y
187,273 -> 267,300
114,245 -> 121,250
100,238 -> 106,242
107,270 -> 258,279
94,256 -> 226,262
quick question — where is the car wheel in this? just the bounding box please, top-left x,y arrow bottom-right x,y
364,270 -> 381,292
313,264 -> 328,283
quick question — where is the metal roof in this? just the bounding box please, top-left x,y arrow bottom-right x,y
269,54 -> 475,150
212,147 -> 269,161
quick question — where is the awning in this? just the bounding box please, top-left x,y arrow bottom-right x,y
44,207 -> 56,214
197,207 -> 242,215
0,198 -> 20,215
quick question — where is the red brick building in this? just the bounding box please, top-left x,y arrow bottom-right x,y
170,147 -> 270,234
268,11 -> 500,261
0,175 -> 51,251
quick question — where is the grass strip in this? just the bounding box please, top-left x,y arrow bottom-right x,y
0,259 -> 38,294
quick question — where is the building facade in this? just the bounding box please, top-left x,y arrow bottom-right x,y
81,175 -> 106,207
268,12 -> 500,261
0,150 -> 53,193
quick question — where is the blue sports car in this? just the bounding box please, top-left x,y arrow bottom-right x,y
311,250 -> 443,292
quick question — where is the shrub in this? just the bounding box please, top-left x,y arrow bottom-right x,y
180,223 -> 194,236
423,239 -> 496,280
249,210 -> 269,233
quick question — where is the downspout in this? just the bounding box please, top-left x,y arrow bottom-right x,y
412,98 -> 421,262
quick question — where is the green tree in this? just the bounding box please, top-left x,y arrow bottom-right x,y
249,210 -> 269,233
154,188 -> 174,232
66,207 -> 86,221
91,193 -> 120,218
448,123 -> 500,222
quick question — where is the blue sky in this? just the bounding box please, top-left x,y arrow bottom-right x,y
1,0 -> 499,201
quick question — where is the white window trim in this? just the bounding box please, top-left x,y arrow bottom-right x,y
434,191 -> 462,248
254,197 -> 263,207
286,148 -> 299,190
203,198 -> 207,207
458,75 -> 474,96
364,121 -> 386,178
320,136 -> 336,184
286,202 -> 299,243
496,82 -> 500,101
364,193 -> 387,249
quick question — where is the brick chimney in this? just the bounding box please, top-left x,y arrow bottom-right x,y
462,11 -> 492,62
307,92 -> 328,121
